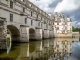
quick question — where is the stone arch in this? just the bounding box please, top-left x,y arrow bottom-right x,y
29,28 -> 35,40
7,25 -> 20,42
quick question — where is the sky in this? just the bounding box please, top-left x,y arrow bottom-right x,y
29,0 -> 80,28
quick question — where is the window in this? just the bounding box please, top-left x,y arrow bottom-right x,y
41,23 -> 42,27
53,23 -> 54,25
31,20 -> 33,25
56,27 -> 59,30
38,22 -> 40,27
31,11 -> 32,16
46,25 -> 48,28
57,22 -> 59,25
10,1 -> 13,9
65,22 -> 67,25
10,14 -> 13,22
25,18 -> 27,24
31,4 -> 32,7
41,17 -> 42,20
23,7 -> 25,12
37,14 -> 38,18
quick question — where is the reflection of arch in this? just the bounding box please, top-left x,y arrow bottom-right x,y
29,28 -> 35,40
7,25 -> 20,42
42,30 -> 44,39
0,44 -> 20,60
29,42 -> 35,53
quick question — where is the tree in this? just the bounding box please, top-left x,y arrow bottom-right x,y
72,26 -> 80,32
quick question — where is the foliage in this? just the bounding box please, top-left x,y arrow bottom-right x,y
7,38 -> 10,46
0,44 -> 20,60
72,26 -> 80,32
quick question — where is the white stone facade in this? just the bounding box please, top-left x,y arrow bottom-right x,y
0,0 -> 54,42
0,0 -> 73,42
54,13 -> 72,37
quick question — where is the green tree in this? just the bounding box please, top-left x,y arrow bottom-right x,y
72,26 -> 80,32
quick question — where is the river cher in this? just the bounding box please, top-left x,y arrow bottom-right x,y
0,38 -> 80,60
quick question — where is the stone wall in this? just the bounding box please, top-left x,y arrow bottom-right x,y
72,32 -> 79,38
54,33 -> 72,38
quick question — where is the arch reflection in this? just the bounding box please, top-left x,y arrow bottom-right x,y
0,38 -> 79,60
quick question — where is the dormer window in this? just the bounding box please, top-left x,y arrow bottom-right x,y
29,4 -> 32,7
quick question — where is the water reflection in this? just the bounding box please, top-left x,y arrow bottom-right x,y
0,38 -> 79,60
72,42 -> 80,59
53,38 -> 72,60
7,40 -> 11,54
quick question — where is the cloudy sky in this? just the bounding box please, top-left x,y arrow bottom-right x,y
29,0 -> 80,28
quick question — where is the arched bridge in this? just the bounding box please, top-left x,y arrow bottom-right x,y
0,0 -> 54,42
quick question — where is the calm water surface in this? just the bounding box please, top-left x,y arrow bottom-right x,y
0,38 -> 80,60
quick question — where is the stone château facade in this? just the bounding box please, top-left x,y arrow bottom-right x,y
53,13 -> 72,37
0,0 -> 54,42
0,0 -> 72,42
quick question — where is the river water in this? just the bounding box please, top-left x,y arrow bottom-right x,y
0,38 -> 80,60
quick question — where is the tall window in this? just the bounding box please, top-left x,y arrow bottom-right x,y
31,11 -> 32,16
37,14 -> 38,18
38,22 -> 40,27
53,23 -> 54,25
65,22 -> 67,25
57,22 -> 59,25
10,14 -> 13,22
41,17 -> 42,20
25,18 -> 27,24
46,25 -> 48,28
10,1 -> 13,8
57,27 -> 59,30
31,20 -> 33,25
41,23 -> 42,27
23,7 -> 25,12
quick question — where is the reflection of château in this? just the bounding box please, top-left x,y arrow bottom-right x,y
53,38 -> 72,59
0,38 -> 74,60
